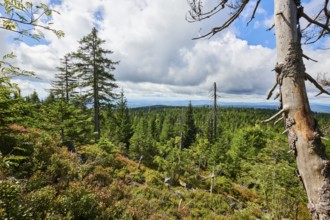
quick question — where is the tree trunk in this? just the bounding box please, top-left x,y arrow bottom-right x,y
213,82 -> 217,140
274,1 -> 330,219
93,40 -> 100,142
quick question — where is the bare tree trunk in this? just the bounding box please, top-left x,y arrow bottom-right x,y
274,1 -> 330,219
213,82 -> 217,140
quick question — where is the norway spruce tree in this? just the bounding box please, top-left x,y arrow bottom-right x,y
74,27 -> 119,141
114,90 -> 133,148
52,54 -> 77,102
182,101 -> 196,148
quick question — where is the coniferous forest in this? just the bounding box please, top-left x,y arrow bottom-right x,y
3,81 -> 330,219
2,1 -> 330,219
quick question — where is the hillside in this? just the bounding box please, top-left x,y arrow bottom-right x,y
2,106 -> 329,219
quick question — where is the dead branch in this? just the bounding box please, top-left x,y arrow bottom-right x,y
267,82 -> 278,100
305,73 -> 330,96
186,0 -> 228,23
301,10 -> 322,32
301,11 -> 330,44
302,54 -> 318,62
263,109 -> 286,123
274,116 -> 284,125
247,0 -> 261,26
282,128 -> 289,134
192,1 -> 249,39
137,155 -> 143,169
266,24 -> 275,31
274,92 -> 280,100
317,73 -> 330,87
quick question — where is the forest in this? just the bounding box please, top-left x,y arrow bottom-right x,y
2,0 -> 330,219
2,85 -> 330,219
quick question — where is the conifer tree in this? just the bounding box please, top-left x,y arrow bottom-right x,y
44,92 -> 56,105
182,101 -> 197,148
25,90 -> 40,103
74,27 -> 119,141
113,90 -> 133,148
52,54 -> 77,102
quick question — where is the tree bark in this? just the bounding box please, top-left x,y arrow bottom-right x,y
274,1 -> 330,219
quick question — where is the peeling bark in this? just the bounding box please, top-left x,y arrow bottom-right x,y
274,1 -> 330,219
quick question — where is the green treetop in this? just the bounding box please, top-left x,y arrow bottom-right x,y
73,27 -> 119,141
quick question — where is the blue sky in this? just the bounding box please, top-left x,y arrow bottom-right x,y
2,0 -> 330,105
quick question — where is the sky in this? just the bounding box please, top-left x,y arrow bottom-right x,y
2,0 -> 330,105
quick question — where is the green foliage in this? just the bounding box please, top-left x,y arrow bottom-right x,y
0,0 -> 64,39
226,126 -> 267,178
57,183 -> 99,219
28,185 -> 57,219
73,27 -> 119,140
129,117 -> 158,166
0,180 -> 31,219
1,101 -> 322,219
52,54 -> 78,101
111,90 -> 133,148
182,102 -> 197,148
44,99 -> 93,145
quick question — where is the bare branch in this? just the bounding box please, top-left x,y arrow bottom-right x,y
266,24 -> 275,31
274,92 -> 280,100
263,109 -> 285,123
305,73 -> 330,96
192,1 -> 249,40
274,116 -> 284,125
247,0 -> 261,26
267,82 -> 278,100
301,10 -> 322,32
302,54 -> 318,62
282,128 -> 289,134
301,11 -> 330,44
317,73 -> 330,87
186,0 -> 228,23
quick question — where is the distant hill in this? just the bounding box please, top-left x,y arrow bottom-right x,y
127,99 -> 330,113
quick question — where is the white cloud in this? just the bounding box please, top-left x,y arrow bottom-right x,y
3,0 -> 330,105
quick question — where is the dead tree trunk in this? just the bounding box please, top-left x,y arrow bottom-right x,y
213,82 -> 217,140
274,0 -> 330,218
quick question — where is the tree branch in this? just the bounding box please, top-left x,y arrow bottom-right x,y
305,73 -> 330,96
267,82 -> 278,100
247,0 -> 261,26
186,0 -> 228,23
263,109 -> 285,123
301,11 -> 330,44
274,116 -> 284,125
266,24 -> 275,31
192,0 -> 249,40
302,54 -> 318,62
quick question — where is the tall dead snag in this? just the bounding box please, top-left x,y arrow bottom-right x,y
187,0 -> 330,219
274,1 -> 330,219
213,82 -> 217,140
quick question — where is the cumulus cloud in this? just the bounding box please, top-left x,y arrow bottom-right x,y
3,0 -> 330,104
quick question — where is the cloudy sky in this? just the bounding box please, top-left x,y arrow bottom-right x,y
2,0 -> 330,104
